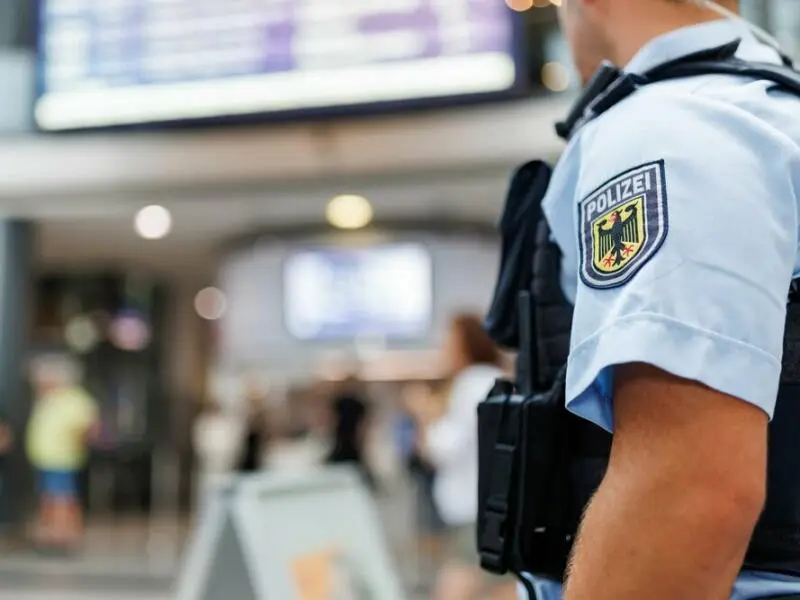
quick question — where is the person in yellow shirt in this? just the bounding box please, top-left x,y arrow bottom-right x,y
26,355 -> 99,550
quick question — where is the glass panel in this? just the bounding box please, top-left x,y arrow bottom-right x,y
771,0 -> 800,59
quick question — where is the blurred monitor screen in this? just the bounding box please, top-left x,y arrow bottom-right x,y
35,0 -> 522,131
283,244 -> 432,340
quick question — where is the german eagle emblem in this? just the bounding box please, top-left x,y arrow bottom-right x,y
579,161 -> 668,289
594,203 -> 641,272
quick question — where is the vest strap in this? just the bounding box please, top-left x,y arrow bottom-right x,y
782,303 -> 800,384
556,39 -> 800,140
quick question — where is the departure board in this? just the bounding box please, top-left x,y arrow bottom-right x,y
283,244 -> 432,340
35,0 -> 521,131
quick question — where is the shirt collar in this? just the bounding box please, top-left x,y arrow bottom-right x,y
624,19 -> 777,74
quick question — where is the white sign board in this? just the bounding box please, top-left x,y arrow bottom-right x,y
174,467 -> 404,600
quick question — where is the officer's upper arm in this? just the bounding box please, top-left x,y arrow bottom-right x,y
566,92 -> 800,431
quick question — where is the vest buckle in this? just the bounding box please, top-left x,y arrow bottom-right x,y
479,501 -> 509,573
478,444 -> 517,574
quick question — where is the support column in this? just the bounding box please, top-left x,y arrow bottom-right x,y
0,221 -> 34,529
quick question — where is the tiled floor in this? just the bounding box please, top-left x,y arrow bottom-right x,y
0,556 -> 426,600
0,520 -> 179,600
0,555 -> 174,598
0,479 -> 432,600
0,590 -> 164,600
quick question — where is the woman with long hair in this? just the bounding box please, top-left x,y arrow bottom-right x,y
407,313 -> 513,600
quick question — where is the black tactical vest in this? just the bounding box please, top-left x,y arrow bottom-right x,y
531,216 -> 800,578
746,285 -> 800,574
530,219 -> 572,391
478,39 -> 800,588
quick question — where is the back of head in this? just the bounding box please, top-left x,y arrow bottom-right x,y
450,313 -> 502,368
558,0 -> 740,84
30,353 -> 81,395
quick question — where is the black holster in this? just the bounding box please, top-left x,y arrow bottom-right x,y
476,374 -> 564,578
479,156 -> 612,585
477,362 -> 610,584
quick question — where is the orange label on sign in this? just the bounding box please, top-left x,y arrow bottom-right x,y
291,548 -> 337,600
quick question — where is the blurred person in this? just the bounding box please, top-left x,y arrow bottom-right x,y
0,413 -> 13,496
26,355 -> 98,551
264,395 -> 330,471
192,397 -> 242,509
324,376 -> 376,490
407,314 -> 512,600
396,408 -> 448,591
0,414 -> 12,537
397,409 -> 447,543
237,381 -> 269,473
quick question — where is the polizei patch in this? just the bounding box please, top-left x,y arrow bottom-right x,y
579,160 -> 668,289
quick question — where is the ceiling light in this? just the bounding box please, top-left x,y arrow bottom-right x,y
109,311 -> 151,351
134,205 -> 172,240
542,61 -> 571,92
194,287 -> 227,321
505,0 -> 533,10
326,194 -> 373,230
64,315 -> 101,354
506,0 -> 559,10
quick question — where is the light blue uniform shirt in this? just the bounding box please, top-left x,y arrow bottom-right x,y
520,18 -> 800,600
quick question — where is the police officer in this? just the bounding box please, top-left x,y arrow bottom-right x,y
516,0 -> 800,599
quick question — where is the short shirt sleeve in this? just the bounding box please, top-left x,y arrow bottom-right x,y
67,387 -> 98,431
565,92 -> 800,432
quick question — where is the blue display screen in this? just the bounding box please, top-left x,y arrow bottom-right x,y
283,243 -> 432,341
35,0 -> 523,130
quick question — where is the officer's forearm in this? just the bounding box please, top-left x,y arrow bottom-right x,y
563,364 -> 767,600
563,468 -> 760,600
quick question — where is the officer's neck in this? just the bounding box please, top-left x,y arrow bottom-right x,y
604,6 -> 736,70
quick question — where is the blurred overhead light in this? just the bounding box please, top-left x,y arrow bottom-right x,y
64,315 -> 101,354
326,194 -> 373,230
505,0 -> 533,10
541,61 -> 571,92
506,0 -> 557,9
109,311 -> 151,351
134,205 -> 172,240
194,287 -> 227,321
